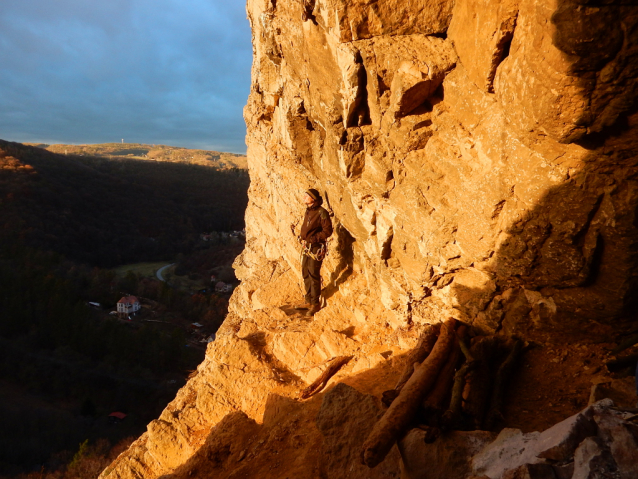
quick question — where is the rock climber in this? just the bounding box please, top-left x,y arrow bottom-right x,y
291,188 -> 333,316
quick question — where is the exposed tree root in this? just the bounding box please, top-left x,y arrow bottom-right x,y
361,318 -> 456,468
382,323 -> 441,407
484,339 -> 523,430
419,325 -> 466,425
298,356 -> 352,400
462,337 -> 502,430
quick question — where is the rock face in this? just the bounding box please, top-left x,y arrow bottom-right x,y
100,0 -> 638,478
472,399 -> 638,479
242,0 -> 638,337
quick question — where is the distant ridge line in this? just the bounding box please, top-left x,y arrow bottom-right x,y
23,141 -> 248,170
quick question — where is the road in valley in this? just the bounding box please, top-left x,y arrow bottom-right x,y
156,263 -> 175,282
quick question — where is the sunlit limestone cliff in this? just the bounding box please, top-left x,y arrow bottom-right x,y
100,0 -> 638,478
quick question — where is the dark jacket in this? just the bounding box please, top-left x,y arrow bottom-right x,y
300,205 -> 333,244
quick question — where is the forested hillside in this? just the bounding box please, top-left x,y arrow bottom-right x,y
0,140 -> 249,266
0,139 -> 249,477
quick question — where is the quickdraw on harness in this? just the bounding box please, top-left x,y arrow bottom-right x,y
300,239 -> 327,261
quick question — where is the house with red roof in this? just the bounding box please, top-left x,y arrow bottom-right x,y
108,412 -> 127,424
117,295 -> 140,318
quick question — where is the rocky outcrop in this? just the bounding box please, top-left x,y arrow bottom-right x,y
471,399 -> 638,479
242,0 -> 638,337
100,0 -> 638,478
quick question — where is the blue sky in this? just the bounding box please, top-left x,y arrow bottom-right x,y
0,0 -> 252,153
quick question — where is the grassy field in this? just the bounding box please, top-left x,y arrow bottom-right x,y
113,261 -> 172,278
113,262 -> 208,292
160,264 -> 209,293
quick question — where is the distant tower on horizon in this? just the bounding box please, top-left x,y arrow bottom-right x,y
121,139 -> 124,144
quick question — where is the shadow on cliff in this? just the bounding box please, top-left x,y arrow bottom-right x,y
448,107 -> 638,342
444,0 -> 638,340
156,350 -> 408,479
323,224 -> 355,301
550,0 -> 638,145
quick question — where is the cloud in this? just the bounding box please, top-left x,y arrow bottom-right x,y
0,0 -> 252,153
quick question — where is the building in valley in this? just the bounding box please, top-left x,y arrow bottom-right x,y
117,295 -> 140,318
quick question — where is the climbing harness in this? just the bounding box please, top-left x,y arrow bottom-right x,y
301,240 -> 327,262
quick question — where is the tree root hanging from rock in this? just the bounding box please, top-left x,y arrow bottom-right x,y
361,318 -> 456,468
462,337 -> 501,430
362,320 -> 525,468
419,325 -> 466,426
484,339 -> 523,430
441,332 -> 475,430
298,356 -> 352,400
383,323 -> 441,407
